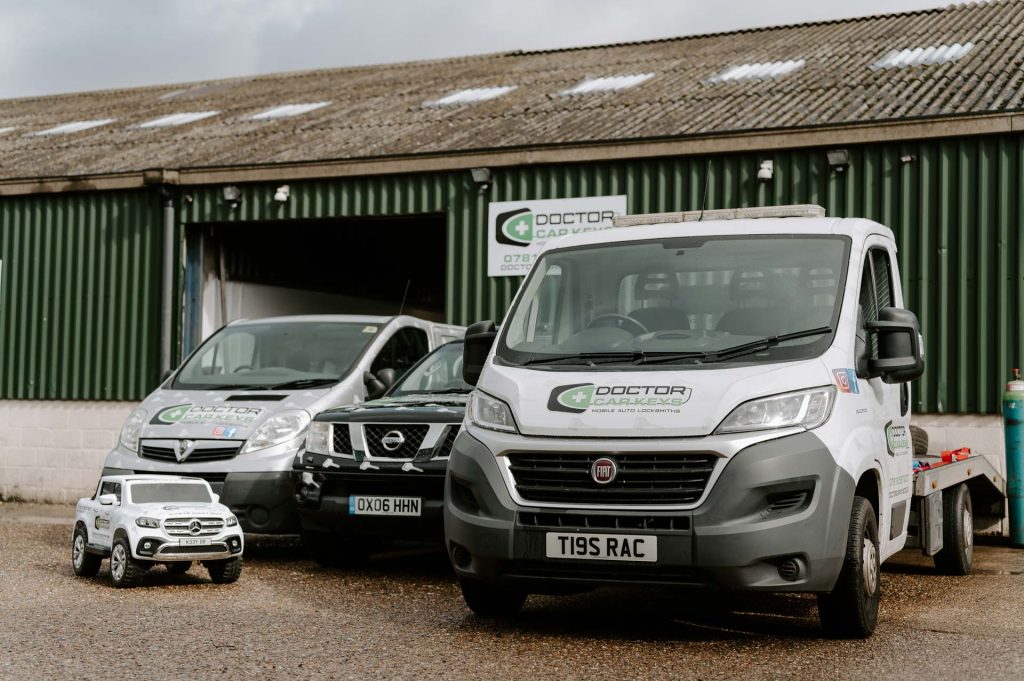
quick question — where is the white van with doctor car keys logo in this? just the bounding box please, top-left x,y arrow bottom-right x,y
103,314 -> 462,535
444,205 -> 926,637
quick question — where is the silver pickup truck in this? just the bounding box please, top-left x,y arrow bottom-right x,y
103,314 -> 463,535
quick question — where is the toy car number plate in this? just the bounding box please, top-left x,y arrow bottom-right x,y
179,537 -> 212,546
545,532 -> 657,562
348,495 -> 421,516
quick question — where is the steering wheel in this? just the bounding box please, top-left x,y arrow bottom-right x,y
586,313 -> 649,336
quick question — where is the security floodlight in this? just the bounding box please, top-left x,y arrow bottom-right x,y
757,160 -> 773,181
470,167 -> 492,193
273,185 -> 290,203
826,149 -> 850,172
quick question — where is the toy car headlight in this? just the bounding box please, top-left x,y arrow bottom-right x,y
225,516 -> 238,527
716,386 -> 836,434
467,391 -> 519,434
241,410 -> 311,454
119,407 -> 149,453
304,421 -> 331,455
135,517 -> 160,528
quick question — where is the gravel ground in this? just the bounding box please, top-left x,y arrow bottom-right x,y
2,501 -> 1023,680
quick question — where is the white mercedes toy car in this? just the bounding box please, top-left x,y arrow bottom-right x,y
71,474 -> 245,588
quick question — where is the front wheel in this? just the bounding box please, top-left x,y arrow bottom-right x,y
109,538 -> 145,588
459,579 -> 527,617
934,483 -> 974,575
817,496 -> 880,638
71,526 -> 101,577
207,557 -> 243,584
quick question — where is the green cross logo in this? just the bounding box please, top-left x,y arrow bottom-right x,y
549,384 -> 596,413
153,403 -> 194,425
496,208 -> 534,246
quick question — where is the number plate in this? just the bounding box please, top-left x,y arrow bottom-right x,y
348,495 -> 422,516
179,537 -> 211,546
545,532 -> 657,562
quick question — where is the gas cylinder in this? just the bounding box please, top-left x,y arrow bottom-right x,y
1004,368 -> 1024,545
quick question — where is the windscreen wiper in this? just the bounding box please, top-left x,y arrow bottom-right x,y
421,388 -> 472,395
700,326 -> 833,363
266,378 -> 339,390
520,351 -> 647,367
632,351 -> 709,365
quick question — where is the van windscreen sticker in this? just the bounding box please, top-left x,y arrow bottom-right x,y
833,368 -> 860,394
548,383 -> 691,415
150,403 -> 264,426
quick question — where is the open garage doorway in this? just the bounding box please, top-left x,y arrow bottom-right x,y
182,215 -> 446,353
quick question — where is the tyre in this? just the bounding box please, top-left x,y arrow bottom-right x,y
910,425 -> 929,457
459,578 -> 527,617
71,526 -> 101,577
934,483 -> 974,575
207,557 -> 243,584
301,530 -> 372,568
109,538 -> 145,588
817,496 -> 880,638
166,561 -> 191,575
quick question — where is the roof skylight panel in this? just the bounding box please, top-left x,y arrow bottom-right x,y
137,111 -> 220,128
708,59 -> 806,83
871,42 -> 974,70
248,102 -> 331,120
426,86 -> 516,106
561,73 -> 655,95
33,119 -> 115,136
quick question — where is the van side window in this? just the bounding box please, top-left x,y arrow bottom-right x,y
870,249 -> 893,310
371,328 -> 429,379
99,481 -> 122,502
859,248 -> 895,358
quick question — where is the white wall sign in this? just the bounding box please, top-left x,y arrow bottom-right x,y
487,195 -> 627,277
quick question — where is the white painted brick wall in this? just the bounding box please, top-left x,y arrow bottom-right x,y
0,401 -> 136,504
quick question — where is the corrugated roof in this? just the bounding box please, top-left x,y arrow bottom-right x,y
0,0 -> 1021,182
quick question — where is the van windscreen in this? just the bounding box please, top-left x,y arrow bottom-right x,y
174,322 -> 380,390
499,235 -> 850,367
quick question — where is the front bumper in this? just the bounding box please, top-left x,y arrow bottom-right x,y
444,429 -> 854,592
133,534 -> 244,561
102,466 -> 299,534
293,453 -> 447,541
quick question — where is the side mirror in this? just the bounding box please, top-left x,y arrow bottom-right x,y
377,368 -> 397,389
363,371 -> 387,400
866,307 -> 925,384
211,493 -> 220,504
98,494 -> 117,506
463,320 -> 497,386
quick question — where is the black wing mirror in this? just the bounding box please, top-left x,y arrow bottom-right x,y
363,371 -> 387,399
462,320 -> 497,386
377,368 -> 397,389
866,307 -> 925,384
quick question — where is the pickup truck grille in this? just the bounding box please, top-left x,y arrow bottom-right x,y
332,424 -> 353,455
164,517 -> 225,536
140,440 -> 242,463
507,453 -> 717,505
363,424 -> 429,459
432,426 -> 460,459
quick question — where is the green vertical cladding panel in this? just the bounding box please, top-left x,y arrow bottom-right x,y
169,133 -> 1024,414
0,189 -> 163,400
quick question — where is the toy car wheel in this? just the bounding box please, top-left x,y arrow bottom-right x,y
817,496 -> 880,638
207,557 -> 243,584
166,561 -> 191,575
934,483 -> 974,575
459,578 -> 527,617
110,538 -> 144,588
301,530 -> 373,568
71,526 -> 101,577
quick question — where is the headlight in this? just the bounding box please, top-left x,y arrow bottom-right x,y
241,409 -> 311,454
119,407 -> 148,453
468,391 -> 518,433
305,421 -> 331,455
135,517 -> 160,528
716,386 -> 836,434
225,516 -> 238,527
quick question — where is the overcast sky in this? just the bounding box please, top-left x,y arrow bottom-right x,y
0,0 -> 953,99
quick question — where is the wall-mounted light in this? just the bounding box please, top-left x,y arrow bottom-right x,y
222,185 -> 242,209
470,167 -> 492,194
826,149 -> 850,172
899,154 -> 916,164
273,185 -> 290,203
757,160 -> 774,182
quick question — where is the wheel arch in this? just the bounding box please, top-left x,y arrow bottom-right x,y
854,467 -> 881,526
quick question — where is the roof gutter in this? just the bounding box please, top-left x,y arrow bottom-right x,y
0,112 -> 1022,197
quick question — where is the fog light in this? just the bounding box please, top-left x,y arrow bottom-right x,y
143,541 -> 152,549
778,558 -> 801,582
451,543 -> 472,569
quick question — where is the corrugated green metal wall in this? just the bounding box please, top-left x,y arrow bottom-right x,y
0,190 -> 162,399
2,132 -> 1022,412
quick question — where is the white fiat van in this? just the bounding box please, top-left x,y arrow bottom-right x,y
444,205 -> 926,637
103,314 -> 462,534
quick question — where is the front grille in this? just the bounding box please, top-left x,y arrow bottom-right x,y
363,424 -> 429,459
507,453 -> 717,505
432,426 -> 460,459
332,424 -> 353,455
140,441 -> 242,463
518,511 -> 689,532
321,472 -> 444,498
164,517 -> 225,537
